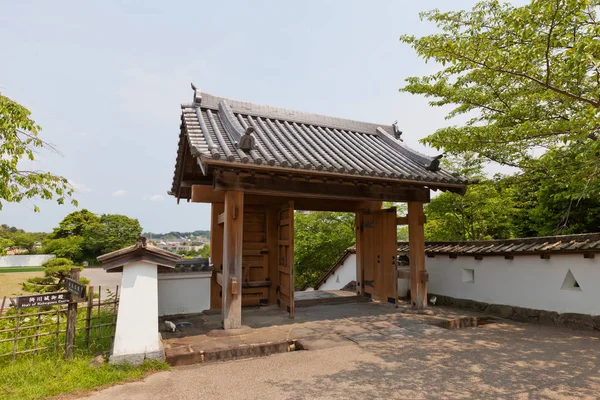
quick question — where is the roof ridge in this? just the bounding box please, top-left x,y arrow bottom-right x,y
189,92 -> 393,136
397,232 -> 600,247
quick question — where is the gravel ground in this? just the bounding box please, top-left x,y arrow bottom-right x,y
80,309 -> 600,400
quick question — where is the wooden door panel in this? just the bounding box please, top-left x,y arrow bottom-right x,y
277,201 -> 294,318
361,213 -> 376,298
241,206 -> 269,307
361,208 -> 397,303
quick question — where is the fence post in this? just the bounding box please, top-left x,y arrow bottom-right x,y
85,286 -> 94,349
65,268 -> 80,360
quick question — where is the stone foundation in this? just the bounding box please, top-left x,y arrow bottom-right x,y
428,293 -> 600,332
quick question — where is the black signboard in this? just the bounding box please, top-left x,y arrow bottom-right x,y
64,278 -> 86,298
13,292 -> 70,309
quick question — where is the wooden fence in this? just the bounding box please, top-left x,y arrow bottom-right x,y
0,285 -> 119,362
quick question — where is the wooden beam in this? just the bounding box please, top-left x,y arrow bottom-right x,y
217,212 -> 225,225
222,191 -> 244,330
192,185 -> 386,212
209,203 -> 224,309
213,170 -> 430,203
192,185 -> 226,203
204,159 -> 467,193
242,280 -> 271,288
408,201 -> 427,309
396,216 -> 408,225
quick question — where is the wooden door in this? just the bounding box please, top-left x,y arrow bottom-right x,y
277,201 -> 294,318
360,207 -> 398,304
242,205 -> 270,306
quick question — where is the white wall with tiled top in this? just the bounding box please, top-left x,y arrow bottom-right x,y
318,253 -> 357,291
426,253 -> 600,315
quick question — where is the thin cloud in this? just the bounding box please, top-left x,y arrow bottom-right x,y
69,180 -> 92,193
112,189 -> 126,197
143,194 -> 164,202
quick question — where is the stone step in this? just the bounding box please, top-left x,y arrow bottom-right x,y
295,295 -> 368,308
165,339 -> 299,367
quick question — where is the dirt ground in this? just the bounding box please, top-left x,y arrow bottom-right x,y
82,302 -> 600,400
0,271 -> 41,298
0,269 -> 121,299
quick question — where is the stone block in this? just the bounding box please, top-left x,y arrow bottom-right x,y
485,304 -> 515,319
538,310 -> 559,326
557,313 -> 595,331
592,315 -> 600,331
512,306 -> 540,323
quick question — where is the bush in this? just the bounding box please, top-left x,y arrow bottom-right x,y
21,258 -> 89,293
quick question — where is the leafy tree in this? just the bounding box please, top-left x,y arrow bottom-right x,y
294,212 -> 355,289
82,214 -> 142,255
175,244 -> 210,258
401,0 -> 600,195
425,179 -> 515,241
42,236 -> 84,261
0,93 -> 76,211
52,209 -> 100,238
10,232 -> 45,253
507,147 -> 600,236
22,258 -> 89,293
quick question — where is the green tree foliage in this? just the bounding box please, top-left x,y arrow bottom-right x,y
43,211 -> 142,263
425,179 -> 515,241
294,212 -> 355,289
52,209 -> 100,238
42,236 -> 84,260
401,0 -> 600,194
82,214 -> 142,255
0,225 -> 46,254
21,258 -> 89,293
175,244 -> 210,258
507,147 -> 600,236
0,94 -> 76,211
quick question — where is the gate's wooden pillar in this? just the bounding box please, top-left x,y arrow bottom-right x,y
210,202 -> 224,309
408,201 -> 427,309
355,211 -> 364,296
222,191 -> 244,329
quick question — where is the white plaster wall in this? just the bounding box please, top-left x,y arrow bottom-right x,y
158,271 -> 212,316
0,255 -> 55,267
112,261 -> 160,358
319,254 -> 356,291
426,254 -> 600,315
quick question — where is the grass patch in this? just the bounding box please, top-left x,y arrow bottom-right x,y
0,355 -> 169,400
0,271 -> 42,298
0,267 -> 45,274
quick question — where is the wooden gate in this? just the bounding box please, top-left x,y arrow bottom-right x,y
277,201 -> 295,318
358,207 -> 398,303
241,205 -> 270,306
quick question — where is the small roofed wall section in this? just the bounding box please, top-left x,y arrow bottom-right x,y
317,253 -> 357,291
424,253 -> 599,316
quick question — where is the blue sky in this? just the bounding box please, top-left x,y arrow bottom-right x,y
0,0 -> 485,233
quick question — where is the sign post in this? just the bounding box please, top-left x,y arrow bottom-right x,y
12,292 -> 70,309
65,268 -> 82,360
65,278 -> 86,299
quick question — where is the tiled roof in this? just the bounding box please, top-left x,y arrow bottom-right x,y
171,89 -> 469,195
397,233 -> 600,256
305,248 -> 356,291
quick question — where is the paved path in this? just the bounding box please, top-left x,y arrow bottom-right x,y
81,304 -> 600,400
81,268 -> 121,297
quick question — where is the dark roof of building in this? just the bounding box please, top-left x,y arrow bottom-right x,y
171,88 -> 469,197
397,233 -> 600,256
